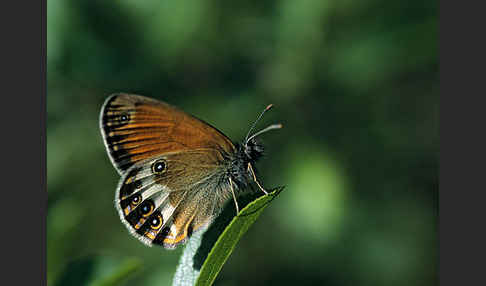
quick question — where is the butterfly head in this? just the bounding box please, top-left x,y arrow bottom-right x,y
242,137 -> 265,162
229,104 -> 282,187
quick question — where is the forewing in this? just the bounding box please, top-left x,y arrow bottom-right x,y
116,150 -> 232,249
100,93 -> 236,174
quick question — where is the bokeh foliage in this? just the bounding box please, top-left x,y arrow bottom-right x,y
47,0 -> 438,285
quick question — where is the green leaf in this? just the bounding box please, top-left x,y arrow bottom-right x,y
172,187 -> 284,286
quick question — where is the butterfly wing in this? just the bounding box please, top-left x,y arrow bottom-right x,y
99,93 -> 236,174
100,93 -> 237,248
116,150 -> 233,248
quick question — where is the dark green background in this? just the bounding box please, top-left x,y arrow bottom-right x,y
47,0 -> 438,285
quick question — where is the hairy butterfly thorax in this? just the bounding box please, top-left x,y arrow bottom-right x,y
227,139 -> 264,189
100,94 -> 281,249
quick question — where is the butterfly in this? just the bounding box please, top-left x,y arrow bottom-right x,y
99,93 -> 281,249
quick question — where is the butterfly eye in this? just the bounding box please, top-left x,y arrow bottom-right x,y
150,215 -> 163,230
152,160 -> 167,174
130,194 -> 142,206
139,200 -> 155,217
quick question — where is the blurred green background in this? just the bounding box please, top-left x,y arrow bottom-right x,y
47,0 -> 438,285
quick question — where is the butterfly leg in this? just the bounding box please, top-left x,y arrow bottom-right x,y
229,177 -> 240,215
248,163 -> 268,195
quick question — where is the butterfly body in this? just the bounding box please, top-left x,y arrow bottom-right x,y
100,94 -> 278,249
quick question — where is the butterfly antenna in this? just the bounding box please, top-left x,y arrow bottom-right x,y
246,123 -> 283,143
245,104 -> 274,143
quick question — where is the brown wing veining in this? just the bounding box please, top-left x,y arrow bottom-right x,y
99,93 -> 236,174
